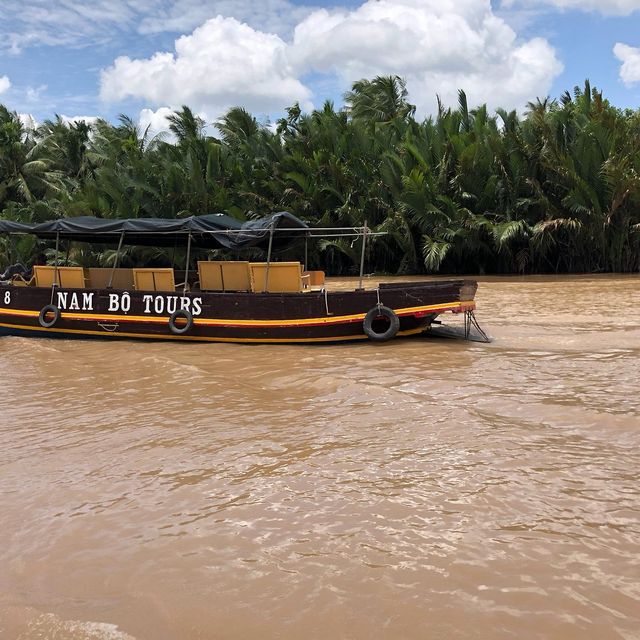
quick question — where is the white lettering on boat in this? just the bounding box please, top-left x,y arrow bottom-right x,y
143,295 -> 203,316
112,292 -> 203,317
120,292 -> 131,313
82,293 -> 94,310
3,290 -> 11,305
143,295 -> 153,314
57,291 -> 95,311
108,293 -> 121,312
55,291 -> 203,317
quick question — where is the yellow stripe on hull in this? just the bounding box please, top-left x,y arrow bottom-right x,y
0,321 -> 426,343
0,300 -> 474,328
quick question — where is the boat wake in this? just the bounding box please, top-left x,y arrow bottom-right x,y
0,607 -> 138,640
427,319 -> 493,343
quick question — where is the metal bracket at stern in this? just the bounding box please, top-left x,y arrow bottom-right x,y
464,310 -> 491,343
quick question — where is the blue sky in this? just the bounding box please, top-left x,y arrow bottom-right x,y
0,0 -> 639,133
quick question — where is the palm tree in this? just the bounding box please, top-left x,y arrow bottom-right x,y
0,106 -> 64,215
2,75 -> 640,275
345,75 -> 416,124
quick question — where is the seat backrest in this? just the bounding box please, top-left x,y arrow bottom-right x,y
133,268 -> 175,292
220,262 -> 252,291
197,261 -> 224,291
33,265 -> 57,287
33,265 -> 87,288
199,261 -> 252,291
249,262 -> 303,293
87,267 -> 135,290
58,267 -> 87,288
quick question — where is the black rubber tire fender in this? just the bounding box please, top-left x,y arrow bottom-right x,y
363,305 -> 400,342
38,304 -> 61,328
169,308 -> 194,335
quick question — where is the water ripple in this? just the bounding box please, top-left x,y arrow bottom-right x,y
1,275 -> 639,639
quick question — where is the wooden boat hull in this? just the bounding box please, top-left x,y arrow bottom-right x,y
0,280 -> 477,343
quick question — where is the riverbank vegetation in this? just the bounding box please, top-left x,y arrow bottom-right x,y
1,77 -> 639,275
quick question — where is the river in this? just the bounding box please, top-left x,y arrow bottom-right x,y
1,275 -> 638,639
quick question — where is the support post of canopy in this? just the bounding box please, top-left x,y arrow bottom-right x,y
108,231 -> 125,289
358,221 -> 368,291
304,234 -> 308,271
51,231 -> 60,304
53,231 -> 60,285
263,220 -> 276,293
183,232 -> 192,292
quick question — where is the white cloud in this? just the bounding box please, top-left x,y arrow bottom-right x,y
60,115 -> 100,126
138,0 -> 312,37
100,16 -> 313,118
138,107 -> 177,141
500,0 -> 640,16
98,0 -> 563,117
1,0 -> 308,52
25,84 -> 47,103
614,43 -> 640,86
1,0 -> 158,51
0,75 -> 11,95
290,0 -> 563,114
19,113 -> 38,129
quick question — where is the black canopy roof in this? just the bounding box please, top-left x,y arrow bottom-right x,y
0,212 -> 309,249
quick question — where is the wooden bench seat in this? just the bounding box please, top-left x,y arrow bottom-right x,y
133,268 -> 175,292
198,261 -> 252,292
33,265 -> 87,288
249,262 -> 306,293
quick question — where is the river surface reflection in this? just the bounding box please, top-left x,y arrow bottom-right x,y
1,275 -> 639,639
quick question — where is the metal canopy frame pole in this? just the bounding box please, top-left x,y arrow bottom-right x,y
358,220 -> 368,291
51,231 -> 60,304
108,231 -> 125,289
183,232 -> 192,291
263,221 -> 275,293
53,231 -> 60,285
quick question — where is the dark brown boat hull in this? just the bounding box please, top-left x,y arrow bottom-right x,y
0,280 -> 477,343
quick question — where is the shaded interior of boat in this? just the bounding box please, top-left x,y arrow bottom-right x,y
10,261 -> 326,294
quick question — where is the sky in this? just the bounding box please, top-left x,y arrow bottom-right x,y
0,0 -> 639,135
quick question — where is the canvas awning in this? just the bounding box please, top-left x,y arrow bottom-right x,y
0,212 -> 309,250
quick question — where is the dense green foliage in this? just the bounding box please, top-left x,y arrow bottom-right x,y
1,76 -> 639,275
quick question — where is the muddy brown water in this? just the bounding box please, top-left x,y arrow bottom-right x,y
1,275 -> 639,640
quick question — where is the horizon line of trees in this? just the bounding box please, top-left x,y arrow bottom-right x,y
1,76 -> 639,276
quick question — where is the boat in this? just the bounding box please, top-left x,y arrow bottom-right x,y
0,212 -> 484,344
